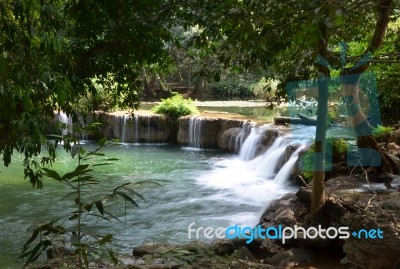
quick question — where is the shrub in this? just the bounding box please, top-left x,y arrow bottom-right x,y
252,77 -> 278,101
298,138 -> 348,182
372,124 -> 394,143
208,79 -> 254,100
372,124 -> 394,137
152,94 -> 199,120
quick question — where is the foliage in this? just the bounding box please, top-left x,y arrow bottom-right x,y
0,0 -> 178,186
20,140 -> 146,268
208,79 -> 254,100
252,78 -> 278,101
152,94 -> 199,120
372,124 -> 395,137
299,138 -> 347,182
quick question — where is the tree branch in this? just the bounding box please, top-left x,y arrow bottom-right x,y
347,0 -> 393,75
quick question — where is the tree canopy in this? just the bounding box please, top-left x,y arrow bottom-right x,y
0,0 -> 178,186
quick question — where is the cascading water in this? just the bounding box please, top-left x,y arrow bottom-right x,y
57,112 -> 73,136
196,124 -> 309,227
79,116 -> 87,141
235,121 -> 253,152
274,145 -> 305,186
238,127 -> 264,161
147,115 -> 151,141
121,114 -> 127,143
134,115 -> 139,143
252,137 -> 287,178
188,117 -> 203,148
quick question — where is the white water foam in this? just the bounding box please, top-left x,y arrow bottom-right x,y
188,117 -> 202,148
195,126 -> 308,227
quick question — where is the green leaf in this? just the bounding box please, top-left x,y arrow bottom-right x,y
109,250 -> 118,265
88,213 -> 111,221
98,137 -> 107,146
62,165 -> 92,181
92,163 -> 113,167
104,210 -> 122,223
123,187 -> 145,201
99,234 -> 113,245
63,190 -> 78,199
69,213 -> 79,220
116,191 -> 139,208
71,175 -> 96,183
334,16 -> 344,26
84,203 -> 93,212
41,168 -> 62,181
95,200 -> 104,215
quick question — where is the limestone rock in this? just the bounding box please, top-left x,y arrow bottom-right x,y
231,246 -> 257,262
217,127 -> 242,153
177,116 -> 220,148
211,239 -> 237,255
259,193 -> 308,228
219,119 -> 247,133
254,129 -> 280,156
132,243 -> 171,257
264,248 -> 315,267
99,112 -> 172,143
342,207 -> 400,269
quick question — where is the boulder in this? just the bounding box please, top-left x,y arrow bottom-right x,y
342,206 -> 400,269
254,128 -> 280,156
219,119 -> 248,133
259,193 -> 309,229
217,127 -> 242,153
264,248 -> 315,267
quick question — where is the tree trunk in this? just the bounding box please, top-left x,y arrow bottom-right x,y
342,79 -> 398,179
194,78 -> 206,98
274,115 -> 316,126
310,20 -> 330,219
311,75 -> 329,219
341,0 -> 396,180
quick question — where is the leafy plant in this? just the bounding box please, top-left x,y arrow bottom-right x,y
152,94 -> 199,120
372,124 -> 394,137
299,138 -> 347,181
20,139 -> 145,268
208,79 -> 254,100
252,77 -> 278,101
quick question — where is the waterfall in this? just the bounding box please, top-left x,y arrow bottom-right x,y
274,146 -> 304,186
147,115 -> 151,142
252,137 -> 287,178
188,117 -> 202,148
239,127 -> 263,161
57,112 -> 73,136
121,115 -> 127,143
235,121 -> 253,152
78,115 -> 87,141
134,115 -> 139,143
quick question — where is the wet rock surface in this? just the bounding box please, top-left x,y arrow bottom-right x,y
216,127 -> 242,152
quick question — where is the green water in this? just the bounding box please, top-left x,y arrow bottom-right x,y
0,143 -> 289,268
